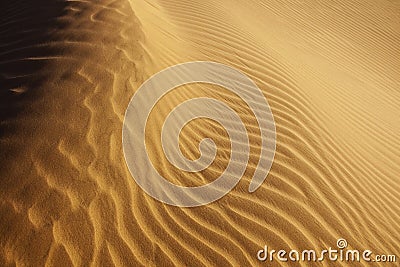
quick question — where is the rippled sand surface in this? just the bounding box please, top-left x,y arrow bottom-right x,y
1,0 -> 399,266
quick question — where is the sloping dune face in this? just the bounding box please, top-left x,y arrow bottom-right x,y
1,0 -> 399,266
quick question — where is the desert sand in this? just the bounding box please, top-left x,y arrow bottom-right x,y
1,0 -> 399,266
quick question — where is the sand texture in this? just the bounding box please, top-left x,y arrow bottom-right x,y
1,0 -> 399,266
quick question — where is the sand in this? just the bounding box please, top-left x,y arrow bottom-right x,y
1,0 -> 399,266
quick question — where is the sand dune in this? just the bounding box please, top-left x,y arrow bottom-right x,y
1,0 -> 399,266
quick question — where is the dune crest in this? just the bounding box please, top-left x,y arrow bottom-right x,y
1,0 -> 400,266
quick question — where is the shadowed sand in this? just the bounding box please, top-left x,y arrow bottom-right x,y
1,0 -> 400,266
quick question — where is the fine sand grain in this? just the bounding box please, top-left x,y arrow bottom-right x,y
1,0 -> 399,266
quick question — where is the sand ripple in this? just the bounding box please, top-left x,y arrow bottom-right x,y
1,0 -> 399,266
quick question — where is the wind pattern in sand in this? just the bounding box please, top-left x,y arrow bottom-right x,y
0,0 -> 399,266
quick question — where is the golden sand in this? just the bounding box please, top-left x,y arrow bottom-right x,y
0,0 -> 399,266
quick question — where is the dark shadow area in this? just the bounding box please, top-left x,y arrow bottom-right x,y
0,0 -> 68,138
